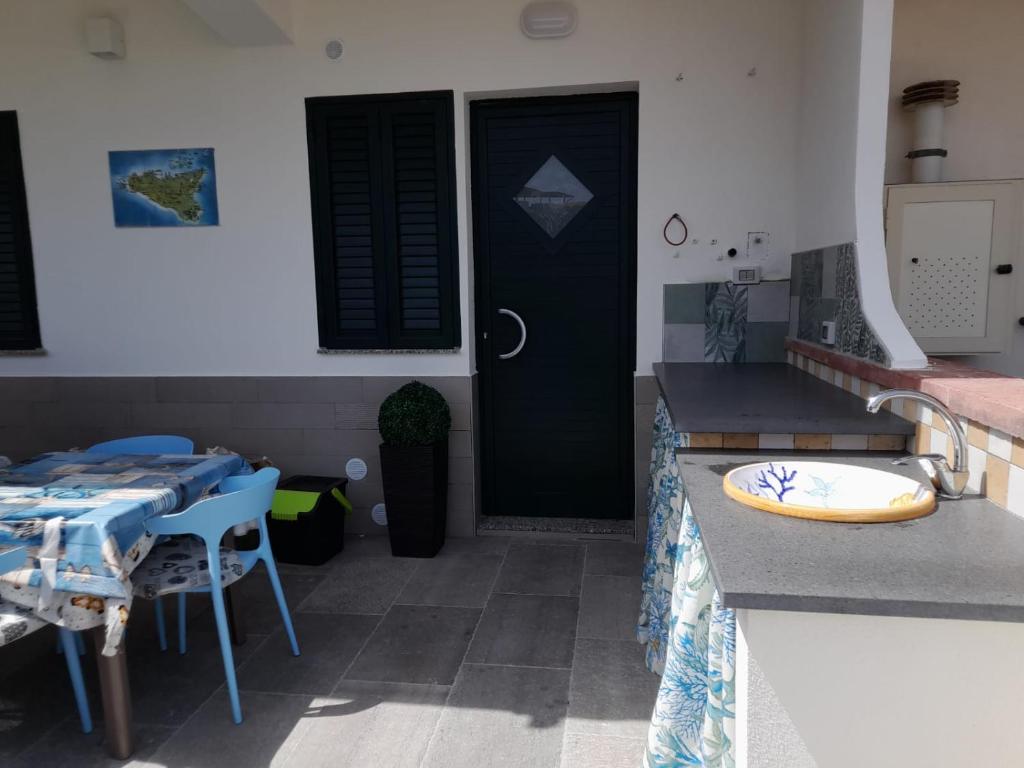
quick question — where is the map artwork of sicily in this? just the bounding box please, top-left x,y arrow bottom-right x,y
108,148 -> 219,227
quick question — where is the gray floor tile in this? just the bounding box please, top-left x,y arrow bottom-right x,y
338,535 -> 396,558
561,732 -> 647,768
422,663 -> 570,768
147,690 -> 312,768
466,593 -> 578,669
494,543 -> 584,597
6,531 -> 664,766
189,567 -> 325,635
237,612 -> 380,695
345,604 -> 480,685
440,536 -> 510,556
585,541 -> 644,578
11,717 -> 175,768
0,635 -> 90,758
396,553 -> 503,608
126,628 -> 268,726
284,681 -> 449,768
566,639 -> 660,739
299,555 -> 418,614
578,574 -> 640,641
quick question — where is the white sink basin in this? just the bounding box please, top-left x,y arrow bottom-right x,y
723,461 -> 936,523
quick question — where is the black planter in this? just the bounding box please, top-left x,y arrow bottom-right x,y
379,439 -> 448,557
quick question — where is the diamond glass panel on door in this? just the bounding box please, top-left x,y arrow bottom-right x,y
513,155 -> 594,238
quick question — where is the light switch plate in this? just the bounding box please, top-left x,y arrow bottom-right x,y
732,265 -> 761,284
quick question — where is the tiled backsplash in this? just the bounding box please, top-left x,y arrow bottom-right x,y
663,281 -> 790,363
789,243 -> 888,364
787,345 -> 1024,517
683,431 -> 906,451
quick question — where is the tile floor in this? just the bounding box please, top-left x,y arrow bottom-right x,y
1,535 -> 659,767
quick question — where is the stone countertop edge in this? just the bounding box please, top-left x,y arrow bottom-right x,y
653,362 -> 914,436
676,449 -> 1024,623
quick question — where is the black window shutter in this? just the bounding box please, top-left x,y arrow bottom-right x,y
307,92 -> 459,350
0,112 -> 41,351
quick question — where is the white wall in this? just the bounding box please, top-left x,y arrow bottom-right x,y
886,0 -> 1024,376
0,0 -> 802,377
793,0 -> 862,251
794,0 -> 926,369
886,0 -> 1024,185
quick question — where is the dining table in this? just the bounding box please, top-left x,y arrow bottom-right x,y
0,450 -> 249,758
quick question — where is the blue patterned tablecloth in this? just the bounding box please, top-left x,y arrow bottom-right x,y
639,398 -> 736,767
0,451 -> 246,654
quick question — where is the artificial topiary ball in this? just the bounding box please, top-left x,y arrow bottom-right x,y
378,381 -> 451,447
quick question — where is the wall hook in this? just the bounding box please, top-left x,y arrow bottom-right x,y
675,72 -> 685,81
663,213 -> 688,247
747,66 -> 757,78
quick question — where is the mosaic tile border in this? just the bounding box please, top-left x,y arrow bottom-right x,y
787,348 -> 1024,517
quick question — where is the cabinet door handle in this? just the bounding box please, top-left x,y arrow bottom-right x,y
996,264 -> 1013,275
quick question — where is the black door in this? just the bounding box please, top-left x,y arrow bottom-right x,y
472,93 -> 637,519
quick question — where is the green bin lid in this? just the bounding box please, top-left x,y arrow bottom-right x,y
271,488 -> 353,521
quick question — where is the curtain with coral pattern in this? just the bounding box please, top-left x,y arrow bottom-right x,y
639,397 -> 736,767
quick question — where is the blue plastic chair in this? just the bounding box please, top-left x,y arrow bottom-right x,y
134,468 -> 299,724
87,435 -> 195,455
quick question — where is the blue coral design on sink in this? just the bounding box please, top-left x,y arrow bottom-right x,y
747,463 -> 798,501
725,461 -> 936,523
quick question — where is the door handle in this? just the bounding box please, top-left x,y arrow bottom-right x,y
497,308 -> 527,360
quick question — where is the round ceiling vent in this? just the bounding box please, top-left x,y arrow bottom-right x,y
371,503 -> 388,526
325,39 -> 344,60
345,457 -> 368,481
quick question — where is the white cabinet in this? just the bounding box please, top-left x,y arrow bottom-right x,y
884,180 -> 1023,355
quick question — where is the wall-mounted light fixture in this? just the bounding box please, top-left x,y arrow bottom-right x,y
520,1 -> 577,39
86,17 -> 125,60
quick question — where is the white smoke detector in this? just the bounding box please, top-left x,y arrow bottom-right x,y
520,2 -> 577,39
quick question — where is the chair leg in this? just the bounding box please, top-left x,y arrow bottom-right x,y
59,629 -> 93,734
74,631 -> 86,656
208,559 -> 243,724
154,597 -> 168,652
263,555 -> 300,657
177,591 -> 187,655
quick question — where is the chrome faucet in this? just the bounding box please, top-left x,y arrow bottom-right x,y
866,389 -> 969,498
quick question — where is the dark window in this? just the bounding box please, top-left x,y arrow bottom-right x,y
306,91 -> 460,350
0,111 -> 41,351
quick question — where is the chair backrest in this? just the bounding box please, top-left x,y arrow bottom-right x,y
87,435 -> 195,455
146,467 -> 280,542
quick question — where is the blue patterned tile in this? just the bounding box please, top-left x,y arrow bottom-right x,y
704,283 -> 748,362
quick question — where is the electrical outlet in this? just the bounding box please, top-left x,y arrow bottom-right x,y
747,231 -> 769,260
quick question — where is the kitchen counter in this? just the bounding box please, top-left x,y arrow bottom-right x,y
654,362 -> 914,435
679,450 -> 1024,622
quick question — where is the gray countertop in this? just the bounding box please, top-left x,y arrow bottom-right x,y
654,363 -> 914,435
679,450 -> 1024,622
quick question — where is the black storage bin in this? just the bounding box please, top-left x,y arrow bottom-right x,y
266,475 -> 349,565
